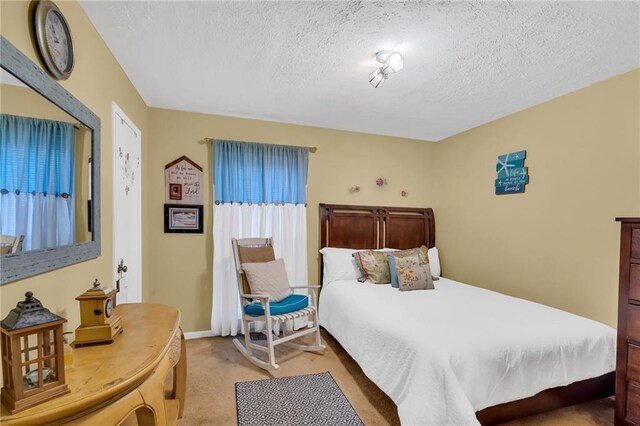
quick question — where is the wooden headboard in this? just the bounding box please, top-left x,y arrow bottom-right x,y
319,204 -> 435,282
320,204 -> 435,250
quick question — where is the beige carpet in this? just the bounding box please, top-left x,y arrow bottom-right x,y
125,329 -> 614,425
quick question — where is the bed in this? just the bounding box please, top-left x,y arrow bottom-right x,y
318,204 -> 615,425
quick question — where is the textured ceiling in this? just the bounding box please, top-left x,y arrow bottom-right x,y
80,1 -> 639,141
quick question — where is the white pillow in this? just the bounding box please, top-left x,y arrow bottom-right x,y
428,247 -> 441,277
319,247 -> 362,284
242,259 -> 293,302
319,247 -> 399,284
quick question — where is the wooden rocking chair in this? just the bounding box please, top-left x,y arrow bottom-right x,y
0,234 -> 24,254
231,238 -> 325,370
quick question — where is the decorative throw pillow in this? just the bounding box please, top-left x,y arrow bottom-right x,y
352,250 -> 391,284
386,254 -> 399,287
386,246 -> 429,288
398,263 -> 435,291
241,259 -> 293,302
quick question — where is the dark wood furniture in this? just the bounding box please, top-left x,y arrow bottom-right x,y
616,217 -> 640,425
319,203 -> 614,425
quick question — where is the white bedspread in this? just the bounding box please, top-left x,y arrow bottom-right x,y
319,278 -> 615,426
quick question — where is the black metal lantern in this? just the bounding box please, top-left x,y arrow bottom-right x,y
1,291 -> 69,413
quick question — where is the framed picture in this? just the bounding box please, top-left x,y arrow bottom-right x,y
164,204 -> 203,233
169,183 -> 182,200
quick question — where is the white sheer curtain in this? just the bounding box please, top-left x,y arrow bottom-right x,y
211,203 -> 307,336
0,192 -> 74,251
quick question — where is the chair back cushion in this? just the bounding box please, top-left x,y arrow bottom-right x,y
241,258 -> 293,302
236,245 -> 276,294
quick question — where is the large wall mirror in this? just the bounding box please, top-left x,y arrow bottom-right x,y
0,36 -> 101,284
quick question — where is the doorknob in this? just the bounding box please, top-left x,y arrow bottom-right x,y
117,259 -> 128,274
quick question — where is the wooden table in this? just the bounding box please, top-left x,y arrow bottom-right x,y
1,304 -> 186,425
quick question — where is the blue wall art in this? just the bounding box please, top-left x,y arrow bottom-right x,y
495,150 -> 529,195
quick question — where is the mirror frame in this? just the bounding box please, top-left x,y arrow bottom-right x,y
0,36 -> 101,284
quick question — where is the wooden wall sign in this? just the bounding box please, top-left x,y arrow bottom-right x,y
495,150 -> 529,195
164,156 -> 203,204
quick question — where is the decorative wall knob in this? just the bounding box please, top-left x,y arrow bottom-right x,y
117,259 -> 128,274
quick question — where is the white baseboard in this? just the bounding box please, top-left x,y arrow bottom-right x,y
183,330 -> 216,340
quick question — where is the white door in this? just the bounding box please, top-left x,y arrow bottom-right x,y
112,103 -> 142,304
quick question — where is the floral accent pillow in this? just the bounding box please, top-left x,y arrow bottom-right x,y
387,246 -> 431,288
398,263 -> 435,291
353,250 -> 391,284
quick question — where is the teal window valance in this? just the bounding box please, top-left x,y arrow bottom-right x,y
0,114 -> 75,197
213,139 -> 308,205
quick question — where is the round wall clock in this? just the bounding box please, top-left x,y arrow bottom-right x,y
34,0 -> 75,80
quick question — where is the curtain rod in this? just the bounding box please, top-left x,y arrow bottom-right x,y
199,137 -> 317,153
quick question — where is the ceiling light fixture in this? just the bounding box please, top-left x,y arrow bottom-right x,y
369,50 -> 404,88
369,68 -> 387,88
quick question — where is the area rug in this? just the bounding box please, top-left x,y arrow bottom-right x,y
236,372 -> 364,426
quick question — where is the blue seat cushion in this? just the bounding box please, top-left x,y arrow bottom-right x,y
245,294 -> 309,316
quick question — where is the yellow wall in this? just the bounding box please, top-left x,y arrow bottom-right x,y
0,1 -> 148,333
145,108 -> 436,331
1,83 -> 75,121
433,69 -> 640,327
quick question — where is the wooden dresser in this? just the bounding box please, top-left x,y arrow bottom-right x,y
616,218 -> 640,425
1,303 -> 186,425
